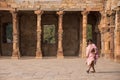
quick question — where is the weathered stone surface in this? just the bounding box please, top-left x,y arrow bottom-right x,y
0,0 -> 104,11
0,58 -> 120,80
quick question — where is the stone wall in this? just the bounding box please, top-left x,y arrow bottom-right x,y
19,12 -> 37,56
63,12 -> 81,56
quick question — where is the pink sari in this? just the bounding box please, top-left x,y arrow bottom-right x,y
86,44 -> 98,66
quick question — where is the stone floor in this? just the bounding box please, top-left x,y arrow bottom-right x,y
0,57 -> 120,80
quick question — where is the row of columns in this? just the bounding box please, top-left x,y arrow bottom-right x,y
100,9 -> 120,61
9,9 -> 89,59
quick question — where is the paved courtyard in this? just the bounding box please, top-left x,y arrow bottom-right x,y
0,57 -> 120,80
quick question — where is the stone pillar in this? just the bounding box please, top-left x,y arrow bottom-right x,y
100,11 -> 107,57
34,10 -> 43,59
56,11 -> 64,58
81,11 -> 89,58
96,31 -> 101,53
10,9 -> 20,59
100,29 -> 105,57
0,15 -> 1,56
102,27 -> 110,58
109,11 -> 115,59
114,10 -> 120,62
110,26 -> 115,59
104,10 -> 115,59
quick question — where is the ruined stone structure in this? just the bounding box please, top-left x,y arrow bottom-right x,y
0,0 -> 120,62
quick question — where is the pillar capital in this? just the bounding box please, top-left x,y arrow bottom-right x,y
100,10 -> 106,17
10,8 -> 18,14
114,6 -> 120,11
34,10 -> 43,15
56,11 -> 64,15
106,10 -> 116,16
81,10 -> 89,16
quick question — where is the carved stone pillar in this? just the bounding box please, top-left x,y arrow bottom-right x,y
109,11 -> 115,59
96,29 -> 101,53
115,10 -> 120,62
100,29 -> 105,56
10,9 -> 20,59
56,11 -> 64,58
104,10 -> 115,59
0,15 -> 1,56
110,26 -> 115,59
81,11 -> 89,58
34,10 -> 43,59
100,11 -> 107,57
102,27 -> 110,58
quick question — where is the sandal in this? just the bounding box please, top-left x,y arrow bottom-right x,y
86,70 -> 89,73
91,71 -> 96,73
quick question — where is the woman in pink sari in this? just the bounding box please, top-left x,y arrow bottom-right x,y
86,39 -> 99,73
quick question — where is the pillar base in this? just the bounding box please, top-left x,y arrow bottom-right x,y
81,56 -> 86,58
11,51 -> 19,59
57,56 -> 64,59
57,51 -> 64,59
81,53 -> 86,58
11,56 -> 19,59
36,51 -> 42,59
36,56 -> 42,59
114,55 -> 120,63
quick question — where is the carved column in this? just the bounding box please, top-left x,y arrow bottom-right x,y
10,9 -> 20,59
95,26 -> 101,53
100,29 -> 105,56
56,11 -> 64,58
109,11 -> 115,59
81,11 -> 89,58
105,11 -> 115,57
34,10 -> 43,59
110,26 -> 115,58
0,15 -> 1,56
100,11 -> 107,57
115,10 -> 120,61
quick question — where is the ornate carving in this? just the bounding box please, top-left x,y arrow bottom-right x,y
34,10 -> 43,15
0,1 -> 8,7
81,10 -> 89,15
57,11 -> 64,15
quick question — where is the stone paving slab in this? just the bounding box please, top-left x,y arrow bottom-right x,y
0,58 -> 120,80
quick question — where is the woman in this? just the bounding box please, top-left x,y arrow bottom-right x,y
86,39 -> 98,73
